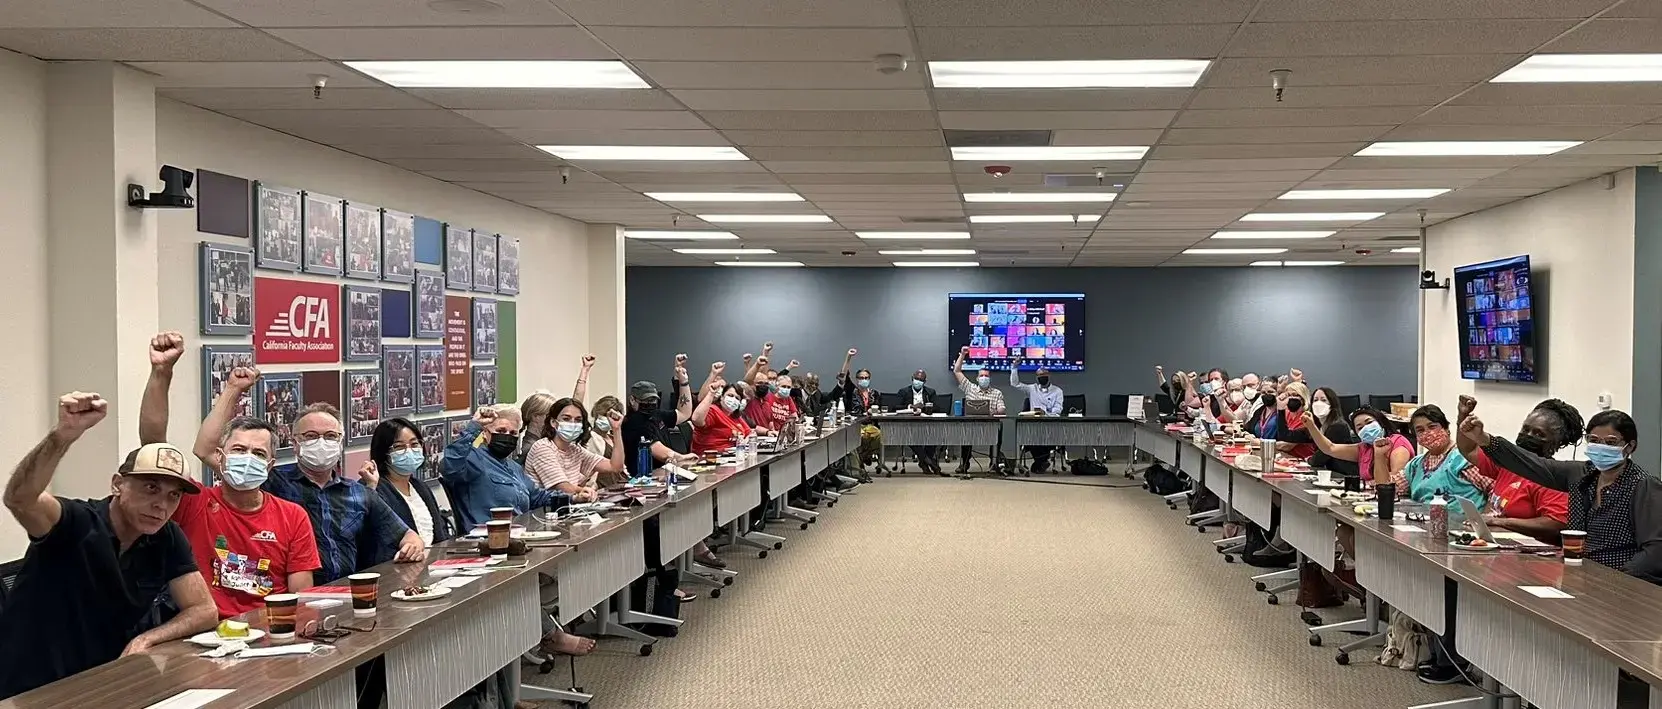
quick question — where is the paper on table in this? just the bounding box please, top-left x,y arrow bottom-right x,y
142,689 -> 236,709
1391,524 -> 1427,532
236,643 -> 319,658
1492,531 -> 1552,546
435,575 -> 482,589
1128,395 -> 1145,421
1519,585 -> 1574,599
663,463 -> 697,481
1067,413 -> 1083,418
930,413 -> 947,417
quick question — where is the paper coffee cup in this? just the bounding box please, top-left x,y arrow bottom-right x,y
490,507 -> 514,522
1561,530 -> 1588,565
348,573 -> 381,617
1317,469 -> 1333,485
265,593 -> 299,641
486,520 -> 511,560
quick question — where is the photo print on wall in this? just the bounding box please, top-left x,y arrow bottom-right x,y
472,365 -> 498,407
413,270 -> 445,339
344,202 -> 383,281
416,419 -> 448,482
303,193 -> 345,277
472,298 -> 498,360
472,232 -> 498,294
344,285 -> 382,362
200,345 -> 255,419
344,369 -> 384,446
382,209 -> 416,284
199,242 -> 253,336
254,182 -> 301,271
445,225 -> 472,290
496,236 -> 519,295
383,345 -> 416,417
258,373 -> 303,458
416,345 -> 446,414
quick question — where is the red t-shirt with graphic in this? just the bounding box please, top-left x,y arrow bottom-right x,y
1472,449 -> 1569,528
172,485 -> 323,619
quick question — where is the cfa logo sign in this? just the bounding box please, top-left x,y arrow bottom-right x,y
265,295 -> 333,338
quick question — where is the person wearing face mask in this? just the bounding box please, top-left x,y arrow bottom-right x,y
525,398 -> 623,498
1304,407 -> 1415,486
443,405 -> 571,530
366,418 -> 451,548
1246,388 -> 1286,440
1465,408 -> 1662,583
899,369 -> 943,474
1395,405 -> 1490,505
1270,382 -> 1316,459
1282,387 -> 1359,478
622,365 -> 700,479
517,391 -> 559,464
952,347 -> 1007,475
1010,357 -> 1063,474
745,372 -> 802,437
583,396 -> 625,460
692,381 -> 755,453
841,364 -> 885,477
1452,395 -> 1573,545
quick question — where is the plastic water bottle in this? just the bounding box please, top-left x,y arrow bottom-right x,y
1429,489 -> 1449,540
952,399 -> 964,416
636,436 -> 652,477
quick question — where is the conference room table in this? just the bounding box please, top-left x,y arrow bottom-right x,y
869,412 -> 1135,471
1135,419 -> 1662,709
0,421 -> 862,709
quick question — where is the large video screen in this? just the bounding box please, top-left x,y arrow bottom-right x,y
1454,255 -> 1538,383
948,293 -> 1085,372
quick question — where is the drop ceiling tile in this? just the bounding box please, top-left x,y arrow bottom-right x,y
408,88 -> 684,111
930,89 -> 1193,112
1048,129 -> 1169,145
457,109 -> 710,130
1452,83 -> 1662,106
1253,0 -> 1614,21
950,160 -> 1142,175
793,184 -> 959,195
431,171 -> 591,184
1541,18 -> 1662,52
905,0 -> 1256,25
553,0 -> 906,26
1202,55 -> 1522,86
1174,107 -> 1427,128
913,24 -> 1237,61
1186,84 -> 1468,109
1381,124 -> 1628,140
269,27 -> 616,60
0,0 -> 238,27
158,87 -> 434,110
782,173 -> 960,185
340,145 -> 549,160
1410,104 -> 1662,125
1564,140 -> 1662,155
668,89 -> 931,111
130,61 -> 378,88
587,27 -> 913,61
1225,20 -> 1577,56
698,110 -> 939,131
938,110 -> 1176,130
378,158 -> 567,173
1134,169 -> 1320,183
219,108 -> 485,130
1140,157 -> 1343,172
743,147 -> 949,161
577,160 -> 768,174
1162,126 -> 1394,144
495,128 -> 731,146
1148,143 -> 1366,159
268,126 -> 513,145
0,28 -> 317,61
195,0 -> 575,26
1477,167 -> 1622,186
1313,167 -> 1512,181
725,130 -> 945,147
633,61 -> 925,90
604,171 -> 789,186
1326,155 -> 1537,170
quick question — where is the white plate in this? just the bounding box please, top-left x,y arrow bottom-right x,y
1449,542 -> 1499,551
1310,480 -> 1346,489
519,530 -> 560,541
187,628 -> 267,646
392,586 -> 455,602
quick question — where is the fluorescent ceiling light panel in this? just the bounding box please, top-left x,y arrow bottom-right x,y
697,214 -> 833,224
1392,246 -> 1423,254
645,192 -> 803,202
928,60 -> 1211,88
1279,189 -> 1450,200
672,248 -> 777,255
1355,141 -> 1580,157
855,231 -> 971,240
1210,230 -> 1335,240
893,261 -> 981,268
1251,260 -> 1343,266
1240,212 -> 1384,222
537,146 -> 749,161
1183,248 -> 1288,255
877,249 -> 978,256
962,192 -> 1117,203
949,146 -> 1149,161
969,215 -> 1097,224
623,230 -> 738,240
715,261 -> 804,267
1493,54 -> 1662,83
1250,261 -> 1284,267
344,60 -> 649,88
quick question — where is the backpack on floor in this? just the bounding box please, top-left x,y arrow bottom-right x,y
1189,486 -> 1220,515
1068,458 -> 1109,476
1143,464 -> 1188,495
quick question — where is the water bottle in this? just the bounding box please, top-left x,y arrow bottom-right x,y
1429,489 -> 1449,540
952,399 -> 964,417
636,436 -> 652,477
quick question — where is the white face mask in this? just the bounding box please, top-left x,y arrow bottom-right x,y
555,421 -> 584,441
1311,400 -> 1331,418
1242,386 -> 1259,401
722,395 -> 743,413
297,438 -> 343,472
1228,391 -> 1244,406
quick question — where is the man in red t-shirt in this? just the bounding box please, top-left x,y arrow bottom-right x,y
751,374 -> 800,433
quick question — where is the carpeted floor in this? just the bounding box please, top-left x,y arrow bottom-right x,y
531,476 -> 1468,708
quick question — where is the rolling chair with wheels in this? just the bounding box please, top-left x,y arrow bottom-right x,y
1338,394 -> 1362,418
1106,394 -> 1130,417
1367,394 -> 1406,411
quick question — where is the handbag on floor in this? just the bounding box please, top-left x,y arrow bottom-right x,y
1296,561 -> 1345,608
1143,464 -> 1188,495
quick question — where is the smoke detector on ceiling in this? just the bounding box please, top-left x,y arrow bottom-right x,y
874,54 -> 909,75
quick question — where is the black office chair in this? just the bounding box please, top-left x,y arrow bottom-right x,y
1062,394 -> 1087,415
932,393 -> 953,414
1368,394 -> 1406,411
1339,394 -> 1362,417
1155,392 -> 1176,418
1107,394 -> 1130,417
0,558 -> 23,614
1021,396 -> 1030,411
662,421 -> 693,455
878,392 -> 905,411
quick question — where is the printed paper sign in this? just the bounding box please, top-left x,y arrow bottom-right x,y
253,277 -> 340,364
1518,585 -> 1574,599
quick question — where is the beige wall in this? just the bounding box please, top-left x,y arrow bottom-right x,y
1421,170 -> 1634,452
0,50 -> 49,558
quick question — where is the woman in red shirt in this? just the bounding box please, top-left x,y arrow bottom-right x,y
691,381 -> 754,454
1455,396 -> 1576,544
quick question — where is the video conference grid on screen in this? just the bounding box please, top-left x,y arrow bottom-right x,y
1454,254 -> 1537,383
947,293 -> 1085,372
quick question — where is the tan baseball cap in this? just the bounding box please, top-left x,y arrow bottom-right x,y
118,443 -> 202,494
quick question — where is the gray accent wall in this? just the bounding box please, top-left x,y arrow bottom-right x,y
625,266 -> 1420,408
1634,167 -> 1662,475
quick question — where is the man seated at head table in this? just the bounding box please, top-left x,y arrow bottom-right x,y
0,394 -> 217,699
443,405 -> 572,531
1452,395 -> 1573,545
139,333 -> 322,619
1009,356 -> 1063,474
950,347 -> 1007,475
205,388 -> 424,583
900,368 -> 944,475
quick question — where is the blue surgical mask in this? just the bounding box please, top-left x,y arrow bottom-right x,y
1585,442 -> 1628,471
556,421 -> 584,441
856,378 -> 871,389
777,386 -> 792,397
912,379 -> 924,390
1358,422 -> 1384,444
593,417 -> 612,433
976,376 -> 991,388
221,453 -> 270,491
389,449 -> 424,475
1199,381 -> 1214,396
722,395 -> 743,412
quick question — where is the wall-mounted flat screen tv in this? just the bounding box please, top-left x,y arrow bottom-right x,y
1454,255 -> 1537,383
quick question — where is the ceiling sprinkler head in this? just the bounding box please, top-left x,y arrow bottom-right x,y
1270,69 -> 1290,102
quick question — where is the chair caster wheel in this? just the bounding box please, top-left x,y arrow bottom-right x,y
639,644 -> 654,657
810,516 -> 818,523
1301,611 -> 1323,626
566,702 -> 589,709
1223,555 -> 1235,563
1196,526 -> 1207,533
1254,582 -> 1267,592
538,659 -> 554,674
757,550 -> 769,559
1266,595 -> 1278,605
722,576 -> 734,586
710,588 -> 722,599
1308,634 -> 1322,647
799,523 -> 809,530
773,542 -> 783,550
1335,652 -> 1350,665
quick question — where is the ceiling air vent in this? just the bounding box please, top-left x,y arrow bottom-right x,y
943,130 -> 1053,147
899,216 -> 967,224
1043,172 -> 1136,187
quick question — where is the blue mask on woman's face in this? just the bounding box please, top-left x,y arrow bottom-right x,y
1358,421 -> 1384,444
912,379 -> 924,390
856,378 -> 871,389
1585,442 -> 1628,471
389,449 -> 424,475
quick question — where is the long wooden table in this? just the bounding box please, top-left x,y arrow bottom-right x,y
0,421 -> 861,709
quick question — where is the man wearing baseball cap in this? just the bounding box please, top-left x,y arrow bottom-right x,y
0,392 -> 217,699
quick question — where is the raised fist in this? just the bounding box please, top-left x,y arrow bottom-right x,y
711,361 -> 726,374
149,331 -> 185,370
787,359 -> 800,370
56,392 -> 108,435
226,367 -> 260,393
675,353 -> 688,364
762,341 -> 774,353
1457,394 -> 1476,419
581,354 -> 596,368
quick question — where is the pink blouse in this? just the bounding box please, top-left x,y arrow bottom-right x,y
1357,433 -> 1414,483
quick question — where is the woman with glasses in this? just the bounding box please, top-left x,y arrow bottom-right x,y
366,418 -> 451,548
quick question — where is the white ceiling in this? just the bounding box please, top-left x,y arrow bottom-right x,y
3,0 -> 1659,267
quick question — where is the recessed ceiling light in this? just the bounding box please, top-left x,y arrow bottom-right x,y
962,192 -> 1117,203
645,192 -> 804,202
1355,141 -> 1581,157
537,146 -> 749,161
855,231 -> 972,240
623,230 -> 738,240
1279,189 -> 1450,200
346,60 -> 648,89
672,248 -> 778,255
969,215 -> 1098,224
1183,248 -> 1288,255
1250,261 -> 1284,267
1211,230 -> 1335,240
697,214 -> 832,224
893,261 -> 981,268
1239,212 -> 1384,222
877,249 -> 978,256
1392,246 -> 1423,254
715,261 -> 805,267
949,146 -> 1149,161
927,60 -> 1211,88
1493,54 -> 1662,83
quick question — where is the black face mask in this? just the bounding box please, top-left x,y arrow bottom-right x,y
486,432 -> 519,460
1037,376 -> 1051,387
1261,393 -> 1277,407
1286,398 -> 1304,413
1515,432 -> 1553,457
